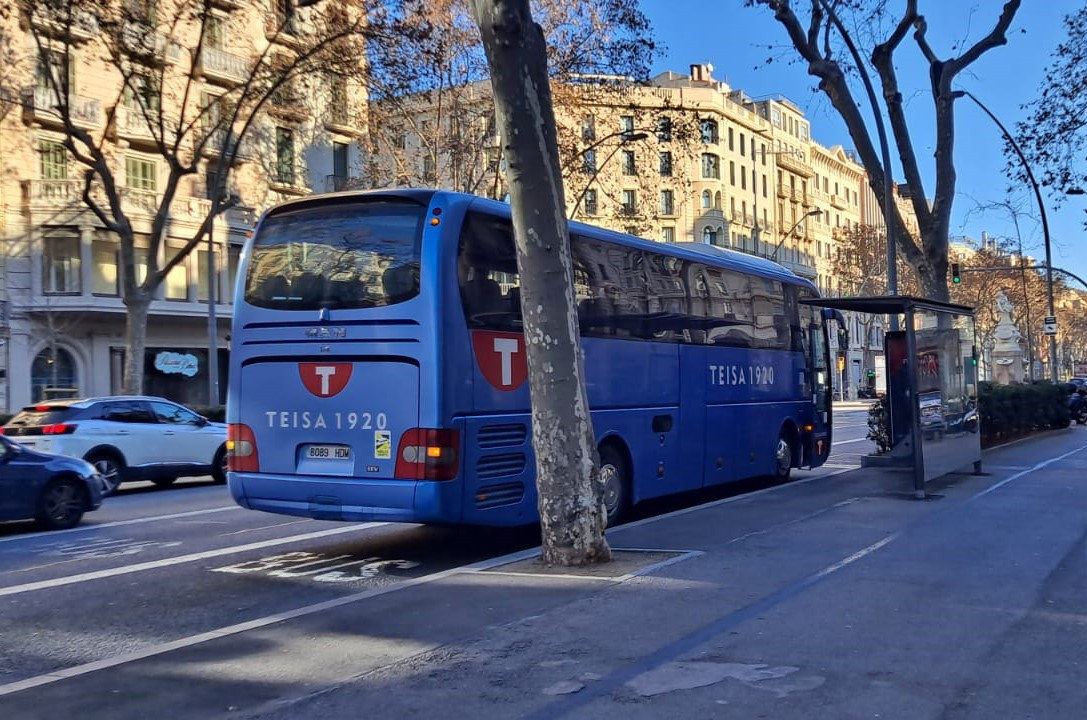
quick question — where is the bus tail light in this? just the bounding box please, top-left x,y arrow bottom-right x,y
227,424 -> 260,472
395,428 -> 460,481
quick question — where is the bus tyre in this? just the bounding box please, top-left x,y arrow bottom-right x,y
775,431 -> 794,482
599,445 -> 631,528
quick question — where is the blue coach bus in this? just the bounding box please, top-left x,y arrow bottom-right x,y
226,189 -> 838,526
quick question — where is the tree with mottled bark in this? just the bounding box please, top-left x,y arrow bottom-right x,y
471,0 -> 611,566
20,0 -> 371,394
748,0 -> 1022,302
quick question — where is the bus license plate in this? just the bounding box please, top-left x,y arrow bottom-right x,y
306,444 -> 351,460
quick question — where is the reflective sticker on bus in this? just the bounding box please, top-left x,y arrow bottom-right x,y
298,362 -> 353,398
471,330 -> 527,391
374,431 -> 391,459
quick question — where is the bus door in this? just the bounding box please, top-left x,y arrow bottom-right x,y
803,308 -> 838,468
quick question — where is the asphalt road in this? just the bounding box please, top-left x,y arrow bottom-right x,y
0,403 -> 873,703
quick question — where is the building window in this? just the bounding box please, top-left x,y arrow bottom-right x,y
621,189 -> 637,215
700,119 -> 719,144
206,15 -> 225,49
701,153 -> 720,179
42,231 -> 81,295
92,235 -> 118,296
702,227 -> 718,245
330,141 -> 349,190
661,227 -> 675,243
659,151 -> 673,176
32,347 -> 78,403
124,72 -> 160,113
619,115 -> 635,139
39,140 -> 68,179
701,190 -> 711,209
656,116 -> 672,142
125,156 -> 157,192
621,150 -> 636,176
660,190 -> 674,216
197,248 -> 216,302
227,245 -> 241,300
583,189 -> 598,215
581,116 -> 595,142
728,127 -> 734,151
582,148 -> 596,174
275,127 -> 295,184
729,161 -> 735,186
165,244 -> 188,300
739,132 -> 746,157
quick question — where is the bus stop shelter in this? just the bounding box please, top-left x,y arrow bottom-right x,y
803,296 -> 981,498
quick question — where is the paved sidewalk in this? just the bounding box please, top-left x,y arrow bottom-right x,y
5,428 -> 1085,720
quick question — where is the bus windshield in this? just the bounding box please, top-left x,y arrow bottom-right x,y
244,200 -> 424,310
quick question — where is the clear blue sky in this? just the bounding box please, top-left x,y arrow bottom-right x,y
640,0 -> 1086,287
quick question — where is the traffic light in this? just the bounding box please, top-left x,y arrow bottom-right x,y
951,262 -> 961,284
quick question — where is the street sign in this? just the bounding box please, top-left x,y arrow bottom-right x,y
1043,316 -> 1058,336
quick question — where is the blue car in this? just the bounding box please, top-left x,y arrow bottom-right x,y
0,435 -> 104,530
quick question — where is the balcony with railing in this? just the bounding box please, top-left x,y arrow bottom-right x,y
200,47 -> 249,85
27,7 -> 99,41
24,178 -> 211,222
21,86 -> 103,129
115,106 -> 158,143
830,193 -> 848,210
777,151 -> 813,177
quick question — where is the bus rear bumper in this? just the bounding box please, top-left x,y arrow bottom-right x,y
227,472 -> 460,523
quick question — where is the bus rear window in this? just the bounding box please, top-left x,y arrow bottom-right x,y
244,201 -> 424,310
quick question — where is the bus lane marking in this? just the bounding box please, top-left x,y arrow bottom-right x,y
0,523 -> 389,598
213,551 -> 421,583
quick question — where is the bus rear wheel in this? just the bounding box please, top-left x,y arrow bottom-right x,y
775,431 -> 794,482
599,445 -> 630,528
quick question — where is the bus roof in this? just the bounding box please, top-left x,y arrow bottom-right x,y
259,188 -> 817,292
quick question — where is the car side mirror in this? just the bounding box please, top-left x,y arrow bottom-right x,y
197,416 -> 209,427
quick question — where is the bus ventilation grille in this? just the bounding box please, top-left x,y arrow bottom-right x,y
476,453 -> 527,479
475,482 -> 525,509
477,423 -> 528,449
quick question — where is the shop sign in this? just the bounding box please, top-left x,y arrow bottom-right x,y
155,351 -> 199,377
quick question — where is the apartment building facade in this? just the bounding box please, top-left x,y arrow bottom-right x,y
0,0 -> 366,412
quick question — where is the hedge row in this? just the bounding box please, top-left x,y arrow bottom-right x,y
867,381 -> 1071,451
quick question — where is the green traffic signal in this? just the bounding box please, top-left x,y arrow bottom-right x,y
951,262 -> 961,284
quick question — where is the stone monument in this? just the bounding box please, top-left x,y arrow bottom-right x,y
990,289 -> 1026,384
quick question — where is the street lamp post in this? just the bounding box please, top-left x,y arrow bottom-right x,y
769,209 -> 821,262
953,88 -> 1058,382
568,131 -> 650,219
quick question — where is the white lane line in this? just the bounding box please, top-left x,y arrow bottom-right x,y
832,438 -> 871,446
0,543 -> 543,698
221,519 -> 312,536
971,443 -> 1087,501
8,441 -> 1079,698
0,506 -> 242,544
0,523 -> 389,598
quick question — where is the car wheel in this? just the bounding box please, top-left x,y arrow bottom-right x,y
152,477 -> 177,488
87,452 -> 125,496
212,446 -> 227,484
599,444 -> 631,528
35,478 -> 87,531
774,430 -> 794,482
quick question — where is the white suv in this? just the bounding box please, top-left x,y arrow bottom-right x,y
2,396 -> 227,496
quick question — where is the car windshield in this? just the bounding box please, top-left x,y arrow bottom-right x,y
244,200 -> 425,311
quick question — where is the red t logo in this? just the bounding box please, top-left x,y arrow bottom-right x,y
472,331 -> 527,391
298,363 -> 353,398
